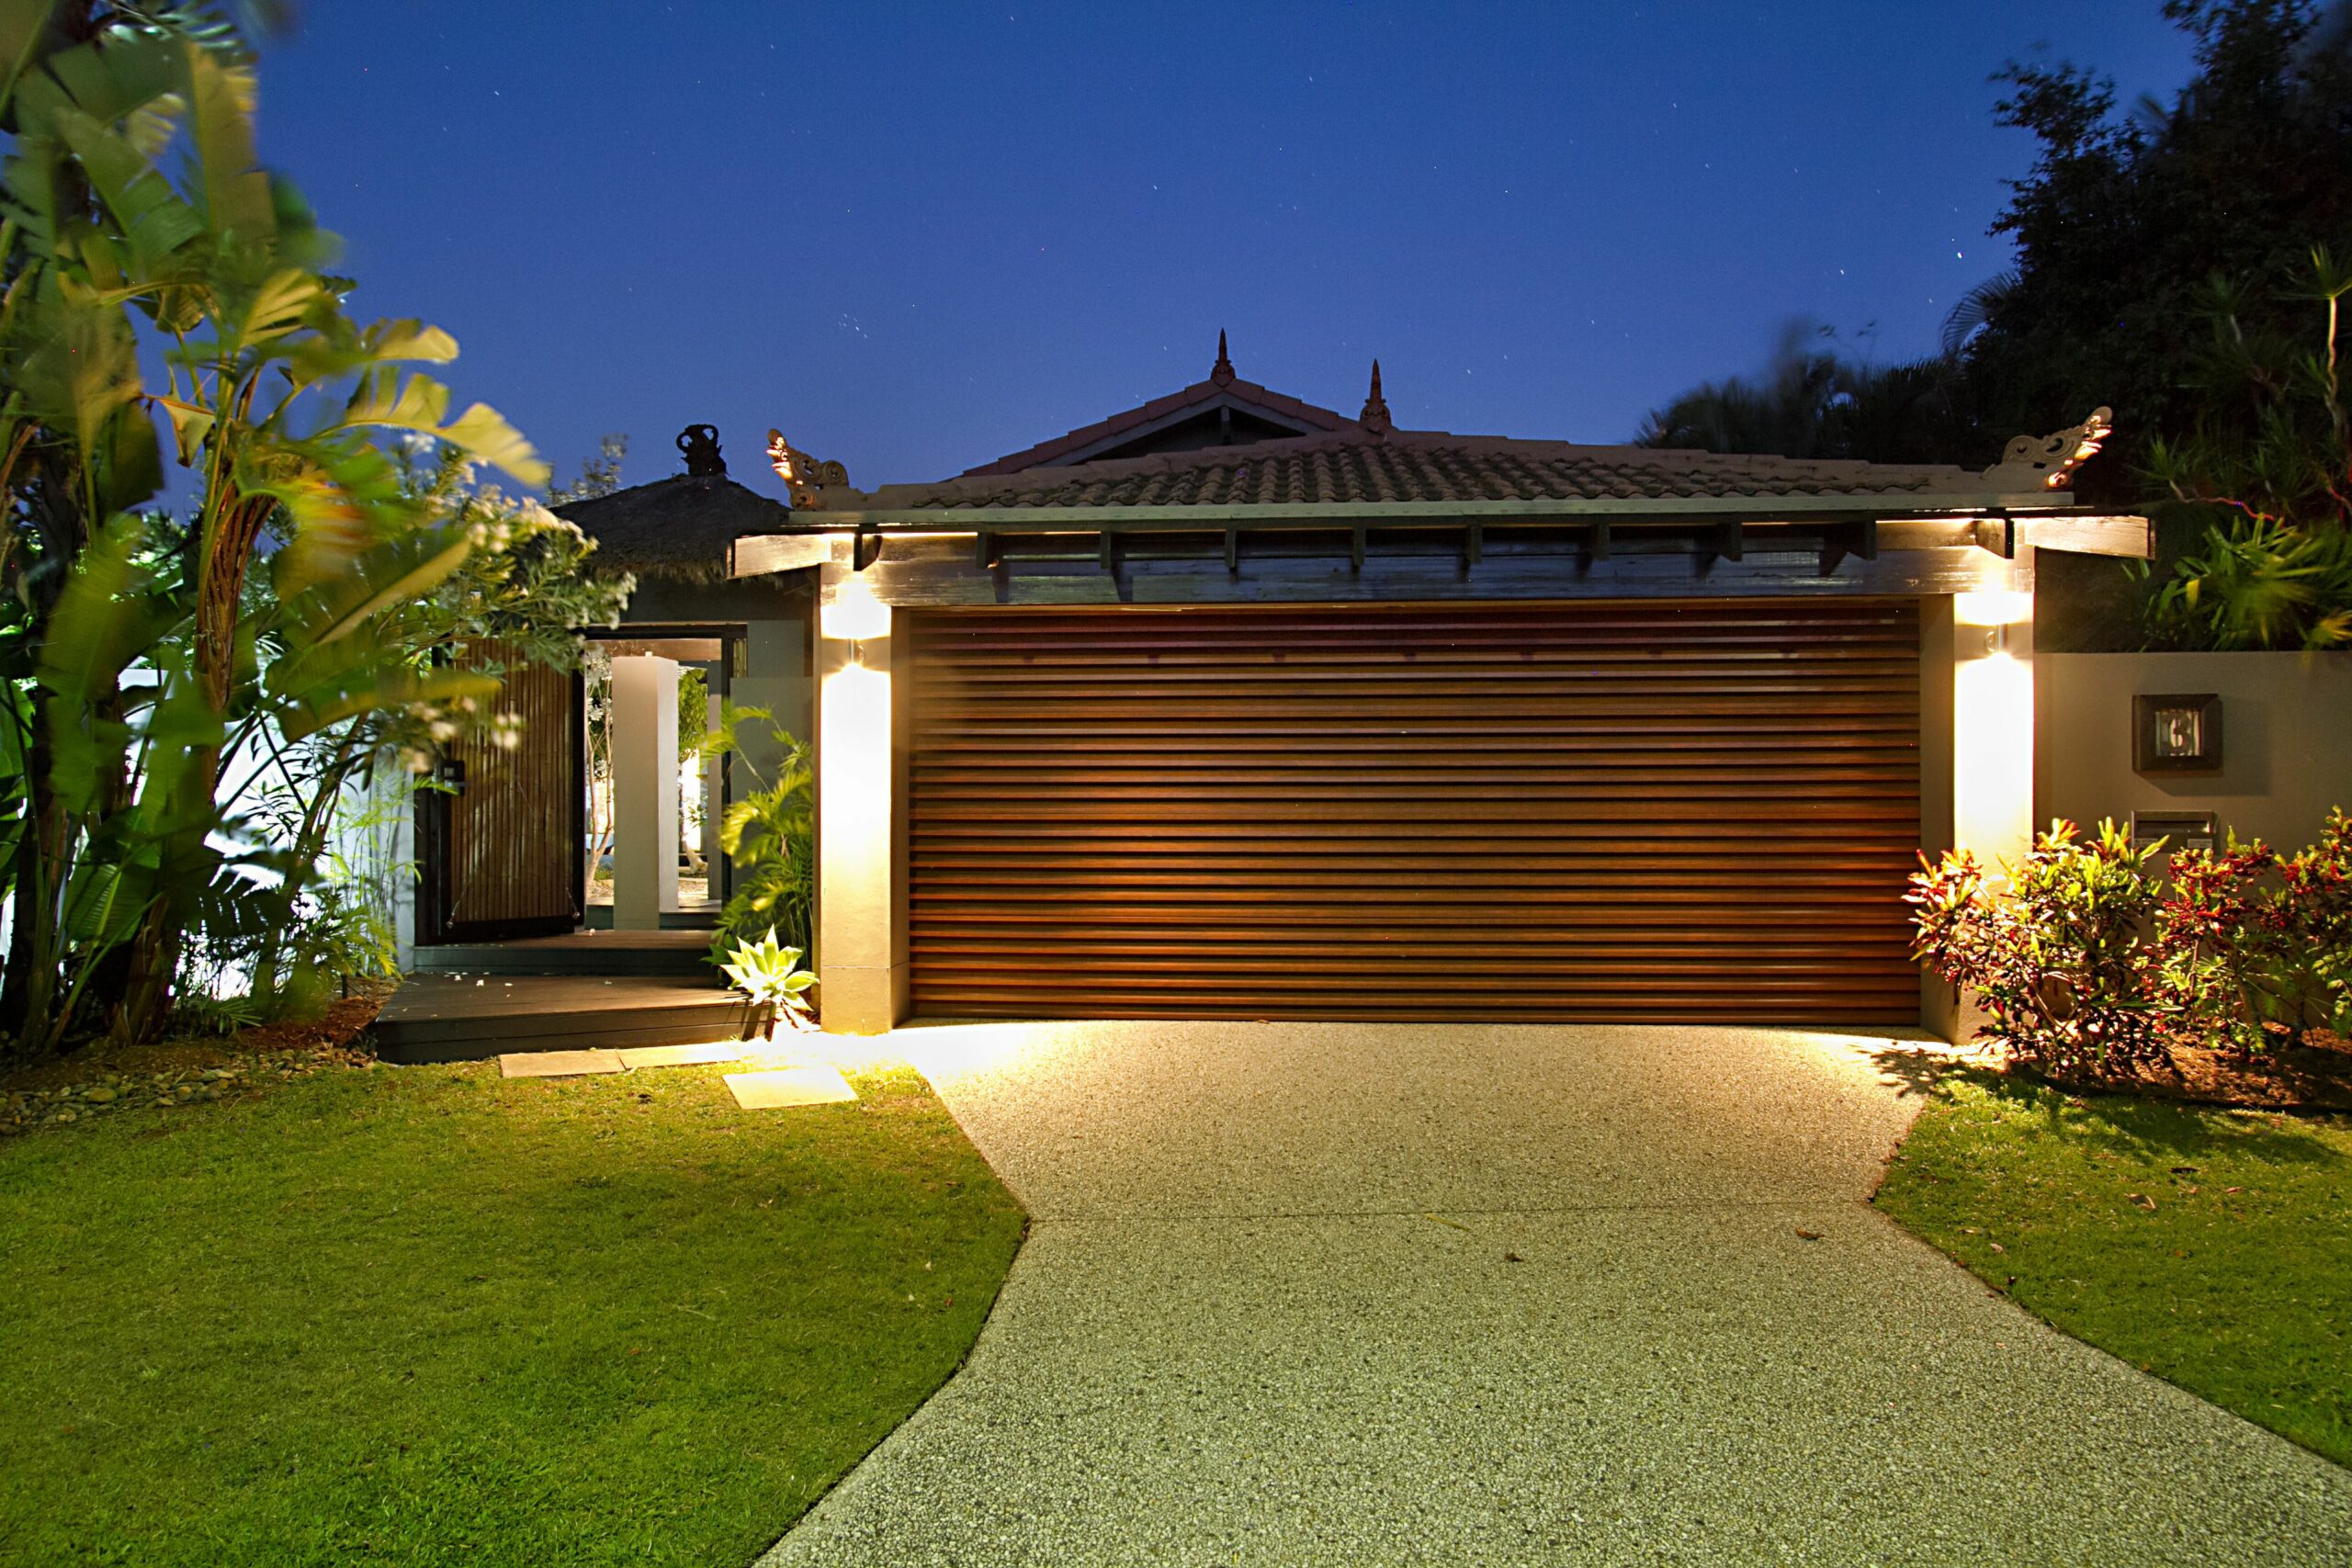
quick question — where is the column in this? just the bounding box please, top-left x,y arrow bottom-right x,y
611,653 -> 680,931
1921,577 -> 2038,1038
816,569 -> 905,1033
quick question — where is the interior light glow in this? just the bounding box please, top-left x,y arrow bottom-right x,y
820,576 -> 892,642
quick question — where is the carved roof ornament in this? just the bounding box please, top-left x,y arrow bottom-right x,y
767,428 -> 851,510
677,423 -> 725,477
1211,329 -> 1236,388
1358,358 -> 1393,439
1983,406 -> 2114,491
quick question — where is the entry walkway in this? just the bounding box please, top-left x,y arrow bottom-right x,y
763,1021 -> 2352,1566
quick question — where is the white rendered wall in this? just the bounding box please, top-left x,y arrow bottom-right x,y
611,654 -> 680,930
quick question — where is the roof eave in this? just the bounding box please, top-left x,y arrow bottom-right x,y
732,499 -> 2153,577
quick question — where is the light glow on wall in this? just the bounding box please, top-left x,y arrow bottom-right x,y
817,656 -> 895,1031
820,576 -> 893,643
1953,637 -> 2034,863
1953,588 -> 2034,627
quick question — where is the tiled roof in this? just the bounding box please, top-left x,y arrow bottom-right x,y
962,373 -> 1358,475
858,430 -> 2015,513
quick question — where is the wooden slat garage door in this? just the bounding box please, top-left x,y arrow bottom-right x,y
907,600 -> 1921,1022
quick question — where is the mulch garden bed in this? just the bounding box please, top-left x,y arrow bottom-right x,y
2005,1029 -> 2352,1113
0,983 -> 392,1137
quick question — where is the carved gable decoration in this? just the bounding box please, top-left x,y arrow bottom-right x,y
1982,406 -> 2114,491
767,429 -> 851,510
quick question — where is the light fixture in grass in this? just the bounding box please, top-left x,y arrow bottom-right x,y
719,931 -> 820,1038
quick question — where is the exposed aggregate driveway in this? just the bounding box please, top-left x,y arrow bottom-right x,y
761,1021 -> 2352,1567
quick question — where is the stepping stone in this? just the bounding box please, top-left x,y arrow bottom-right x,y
617,1042 -> 750,1070
725,1065 -> 858,1109
500,1049 -> 626,1078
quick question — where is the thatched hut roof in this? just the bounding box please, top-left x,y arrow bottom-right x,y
554,473 -> 797,581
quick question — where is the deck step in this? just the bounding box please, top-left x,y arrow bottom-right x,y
413,931 -> 715,978
372,975 -> 748,1064
582,906 -> 718,931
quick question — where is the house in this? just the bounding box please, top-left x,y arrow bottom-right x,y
416,342 -> 2152,1043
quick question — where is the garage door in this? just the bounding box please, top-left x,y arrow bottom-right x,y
907,600 -> 1921,1023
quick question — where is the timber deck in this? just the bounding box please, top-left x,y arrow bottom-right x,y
373,974 -> 746,1064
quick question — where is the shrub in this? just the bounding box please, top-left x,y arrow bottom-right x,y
1909,820 -> 2170,1075
1912,812 -> 2352,1074
2157,810 -> 2352,1055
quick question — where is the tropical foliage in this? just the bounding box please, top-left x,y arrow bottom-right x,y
1910,811 -> 2352,1073
0,4 -> 616,1055
699,700 -> 814,966
2144,250 -> 2352,649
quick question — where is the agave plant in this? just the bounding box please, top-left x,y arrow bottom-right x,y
718,930 -> 818,1040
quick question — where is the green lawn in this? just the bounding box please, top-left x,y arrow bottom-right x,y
0,1055 -> 1024,1567
1876,1070 -> 2352,1465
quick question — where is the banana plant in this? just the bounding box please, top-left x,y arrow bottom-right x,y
0,5 -> 551,1049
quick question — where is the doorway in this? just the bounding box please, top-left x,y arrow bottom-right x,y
582,625 -> 742,931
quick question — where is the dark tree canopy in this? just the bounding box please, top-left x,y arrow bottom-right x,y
1968,0 -> 2352,500
1643,1 -> 2352,509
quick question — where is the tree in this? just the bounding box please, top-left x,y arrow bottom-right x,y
1964,0 -> 2352,500
1641,2 -> 2352,498
1636,320 -> 1980,466
0,3 -> 554,1052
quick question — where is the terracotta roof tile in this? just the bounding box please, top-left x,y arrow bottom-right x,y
856,430 -> 1998,513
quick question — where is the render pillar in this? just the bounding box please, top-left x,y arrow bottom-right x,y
815,571 -> 906,1033
1922,579 -> 2038,1039
611,653 -> 680,931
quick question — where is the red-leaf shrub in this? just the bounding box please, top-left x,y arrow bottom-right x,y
1911,811 -> 2352,1076
1908,820 -> 2169,1075
2157,810 -> 2352,1057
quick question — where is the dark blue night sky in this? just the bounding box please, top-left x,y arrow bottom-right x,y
259,4 -> 2196,496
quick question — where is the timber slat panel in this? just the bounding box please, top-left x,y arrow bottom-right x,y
447,641 -> 577,932
907,601 -> 1920,1023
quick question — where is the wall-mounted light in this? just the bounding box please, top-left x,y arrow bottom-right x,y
820,575 -> 892,645
1953,588 -> 2033,655
2132,692 -> 2222,773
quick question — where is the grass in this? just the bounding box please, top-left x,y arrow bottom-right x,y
0,1055 -> 1025,1567
1876,1069 -> 2352,1466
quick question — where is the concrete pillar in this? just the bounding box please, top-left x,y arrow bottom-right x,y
815,570 -> 905,1033
1922,578 -> 2038,1039
702,690 -> 723,904
611,654 -> 680,931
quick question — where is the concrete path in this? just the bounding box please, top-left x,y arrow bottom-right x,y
763,1021 -> 2352,1566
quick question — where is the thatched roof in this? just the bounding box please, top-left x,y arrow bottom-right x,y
554,474 -> 797,581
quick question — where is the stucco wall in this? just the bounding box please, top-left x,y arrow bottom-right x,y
2037,651 -> 2352,852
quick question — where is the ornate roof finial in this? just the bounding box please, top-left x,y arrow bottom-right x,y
1359,358 -> 1392,438
1211,329 -> 1236,387
767,428 -> 852,510
1982,406 -> 2114,491
677,423 -> 725,477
